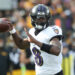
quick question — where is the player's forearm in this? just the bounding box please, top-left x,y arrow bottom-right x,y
34,40 -> 43,47
41,43 -> 60,56
49,46 -> 60,56
12,33 -> 30,49
34,40 -> 60,56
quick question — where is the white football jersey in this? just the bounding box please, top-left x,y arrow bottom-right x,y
29,25 -> 63,75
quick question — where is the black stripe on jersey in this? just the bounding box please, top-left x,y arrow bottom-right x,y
50,35 -> 63,41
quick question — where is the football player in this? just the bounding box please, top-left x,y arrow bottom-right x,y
9,4 -> 63,75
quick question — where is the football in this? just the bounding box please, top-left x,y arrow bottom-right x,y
0,18 -> 10,32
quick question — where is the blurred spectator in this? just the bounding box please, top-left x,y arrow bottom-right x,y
9,47 -> 20,70
62,42 -> 69,56
69,32 -> 75,50
70,2 -> 75,31
19,49 -> 35,75
20,50 -> 26,75
62,42 -> 70,75
0,12 -> 3,17
68,32 -> 75,75
24,1 -> 34,11
35,0 -> 51,6
25,48 -> 35,70
18,0 -> 25,10
0,35 -> 10,75
66,30 -> 72,45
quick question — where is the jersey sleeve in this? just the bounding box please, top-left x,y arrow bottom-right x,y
49,26 -> 63,41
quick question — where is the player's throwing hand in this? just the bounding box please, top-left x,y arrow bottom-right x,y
24,27 -> 37,43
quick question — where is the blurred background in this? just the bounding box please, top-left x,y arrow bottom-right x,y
0,0 -> 75,75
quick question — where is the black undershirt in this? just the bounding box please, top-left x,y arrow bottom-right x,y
34,29 -> 42,35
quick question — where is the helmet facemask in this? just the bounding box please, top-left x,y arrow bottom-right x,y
35,16 -> 48,30
31,15 -> 49,30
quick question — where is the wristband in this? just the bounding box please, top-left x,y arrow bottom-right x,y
9,28 -> 16,34
41,43 -> 53,53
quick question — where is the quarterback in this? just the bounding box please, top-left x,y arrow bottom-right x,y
9,4 -> 63,75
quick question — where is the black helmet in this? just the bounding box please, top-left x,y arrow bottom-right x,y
30,4 -> 52,30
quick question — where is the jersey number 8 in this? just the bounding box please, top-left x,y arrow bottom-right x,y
32,47 -> 43,66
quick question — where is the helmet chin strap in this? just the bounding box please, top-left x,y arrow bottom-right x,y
35,24 -> 46,30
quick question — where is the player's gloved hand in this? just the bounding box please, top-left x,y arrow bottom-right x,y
6,19 -> 16,34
